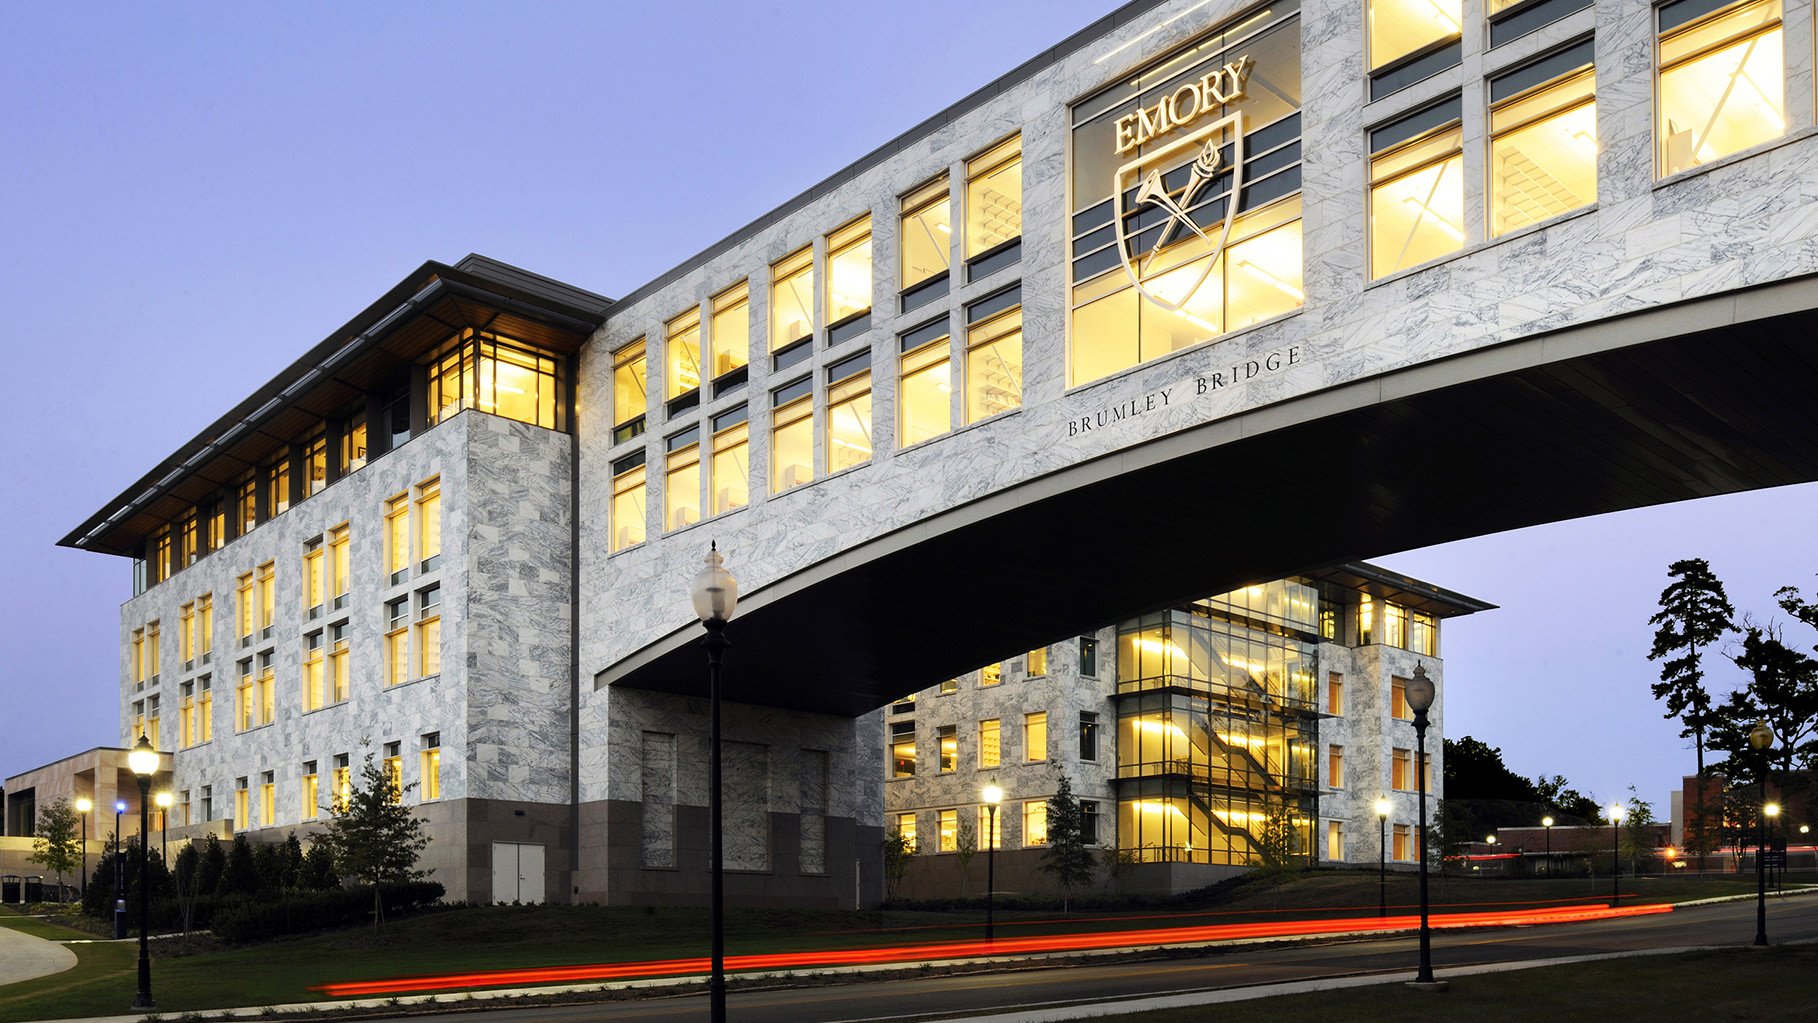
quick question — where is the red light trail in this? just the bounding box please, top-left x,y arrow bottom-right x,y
311,902 -> 1671,998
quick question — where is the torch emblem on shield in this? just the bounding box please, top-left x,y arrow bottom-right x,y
1112,112 -> 1245,314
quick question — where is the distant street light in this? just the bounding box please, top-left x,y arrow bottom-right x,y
1750,721 -> 1774,947
1375,798 -> 1390,918
1542,816 -> 1553,876
1607,803 -> 1624,903
982,784 -> 1004,940
154,793 -> 172,863
1404,665 -> 1442,991
76,798 -> 92,897
129,735 -> 158,1010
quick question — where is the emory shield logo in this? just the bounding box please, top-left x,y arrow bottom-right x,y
1112,112 -> 1245,314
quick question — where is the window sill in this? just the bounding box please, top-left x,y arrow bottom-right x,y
1062,307 -> 1303,399
1654,126 -> 1818,191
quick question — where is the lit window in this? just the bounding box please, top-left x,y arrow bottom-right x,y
1025,712 -> 1047,762
710,282 -> 750,379
613,339 -> 648,441
146,621 -> 160,680
1391,677 -> 1412,720
303,631 -> 325,712
417,585 -> 441,678
1080,711 -> 1099,762
1359,596 -> 1376,645
332,755 -> 351,812
1081,801 -> 1099,844
965,136 -> 1022,264
1368,0 -> 1462,72
235,779 -> 249,830
1328,744 -> 1345,788
386,597 -> 410,687
980,662 -> 1003,687
145,697 -> 160,748
304,542 -> 324,617
148,526 -> 171,586
710,405 -> 750,515
896,812 -> 918,852
1411,612 -> 1438,656
426,332 -> 562,429
827,216 -> 873,331
1394,823 -> 1412,861
1028,646 -> 1047,676
1328,673 -> 1344,715
417,478 -> 441,572
254,561 -> 274,638
771,377 -> 814,492
1327,819 -> 1345,860
666,308 -> 703,402
771,246 -> 815,351
198,678 -> 212,743
664,429 -> 701,531
384,742 -> 403,805
303,436 -> 328,498
1024,800 -> 1048,846
267,459 -> 291,516
611,452 -> 647,551
1080,637 -> 1097,677
939,677 -> 959,694
235,664 -> 253,731
179,603 -> 196,666
178,512 -> 198,568
1658,0 -> 1782,177
980,719 -> 1001,768
301,763 -> 319,821
257,652 -> 274,726
939,725 -> 958,773
899,317 -> 952,447
208,503 -> 225,553
978,805 -> 1003,849
939,808 -> 958,852
260,772 -> 275,826
328,526 -> 350,608
421,733 -> 442,801
386,495 -> 410,583
340,414 -> 368,474
1490,42 -> 1596,236
1393,747 -> 1413,790
179,683 -> 196,748
1384,602 -> 1408,649
328,623 -> 349,703
132,628 -> 145,682
891,721 -> 916,778
965,291 -> 1022,423
826,353 -> 872,472
901,176 -> 952,292
1370,97 -> 1465,278
236,573 -> 254,643
236,476 -> 257,536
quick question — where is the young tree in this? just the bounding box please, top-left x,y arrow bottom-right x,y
881,828 -> 914,902
1039,776 -> 1095,912
1647,558 -> 1734,868
220,833 -> 258,895
26,797 -> 82,896
1254,797 -> 1301,874
1618,788 -> 1658,875
953,816 -> 977,898
313,752 -> 431,931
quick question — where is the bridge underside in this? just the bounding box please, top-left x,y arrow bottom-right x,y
600,276 -> 1818,716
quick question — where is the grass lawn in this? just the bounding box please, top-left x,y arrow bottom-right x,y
0,872 -> 1795,1022
1111,945 -> 1818,1022
0,907 -> 95,942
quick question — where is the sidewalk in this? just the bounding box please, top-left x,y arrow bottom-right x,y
0,923 -> 76,987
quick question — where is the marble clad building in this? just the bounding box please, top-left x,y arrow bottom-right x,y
60,0 -> 1818,905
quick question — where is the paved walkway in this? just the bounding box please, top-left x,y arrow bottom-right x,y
0,921 -> 77,986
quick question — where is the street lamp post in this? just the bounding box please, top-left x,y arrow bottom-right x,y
129,735 -> 158,1010
1375,798 -> 1390,917
1750,720 -> 1773,948
113,801 -> 126,940
76,798 -> 92,897
690,543 -> 739,1023
154,793 -> 173,864
1542,817 -> 1553,876
982,784 -> 1003,940
1607,804 -> 1623,903
1403,664 -> 1443,990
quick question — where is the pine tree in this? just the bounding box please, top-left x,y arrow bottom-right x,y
1647,558 -> 1735,868
1038,776 -> 1095,912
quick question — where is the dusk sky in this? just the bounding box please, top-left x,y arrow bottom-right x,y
4,1 -> 1815,816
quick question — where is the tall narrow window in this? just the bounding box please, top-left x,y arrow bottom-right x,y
179,512 -> 198,567
332,755 -> 351,811
1328,673 -> 1345,715
236,477 -> 257,536
666,308 -> 704,402
260,771 -> 276,825
901,176 -> 952,300
267,459 -> 291,516
1658,0 -> 1782,177
328,526 -> 350,609
710,405 -> 750,515
1394,823 -> 1412,861
421,733 -> 442,801
825,216 -> 873,338
1384,602 -> 1409,648
256,562 -> 274,639
711,283 -> 750,378
771,377 -> 814,492
1025,712 -> 1047,762
979,719 -> 1001,768
208,503 -> 226,553
891,721 -> 916,778
978,806 -> 1003,849
383,742 -> 403,805
180,603 -> 196,666
1368,0 -> 1462,72
1328,744 -> 1345,788
613,339 -> 648,443
896,812 -> 918,851
198,677 -> 212,742
148,526 -> 171,585
417,477 -> 441,572
1490,41 -> 1596,236
303,542 -> 325,618
179,682 -> 196,748
965,136 -> 1022,270
303,631 -> 325,712
899,317 -> 952,446
386,597 -> 410,687
1370,97 -> 1465,278
1079,711 -> 1099,762
235,779 -> 249,829
771,246 -> 815,351
1080,637 -> 1098,676
938,725 -> 958,773
197,594 -> 213,662
146,621 -> 161,679
133,628 -> 145,683
256,651 -> 274,725
1028,646 -> 1047,676
235,661 -> 254,732
939,808 -> 958,852
340,413 -> 368,474
1393,747 -> 1413,790
1411,612 -> 1438,655
1327,820 -> 1346,860
965,290 -> 1023,422
825,352 -> 872,472
328,623 -> 349,703
664,429 -> 702,531
1024,801 -> 1049,846
417,584 -> 441,677
611,452 -> 647,551
303,436 -> 328,498
1391,677 -> 1413,720
301,763 -> 319,821
386,495 -> 410,584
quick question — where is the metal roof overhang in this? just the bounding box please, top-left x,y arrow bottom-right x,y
600,274 -> 1818,717
63,257 -> 610,557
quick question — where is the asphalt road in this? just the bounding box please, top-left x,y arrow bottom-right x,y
388,896 -> 1818,1023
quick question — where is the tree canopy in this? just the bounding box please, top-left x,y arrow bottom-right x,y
1647,558 -> 1735,776
27,797 -> 82,891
